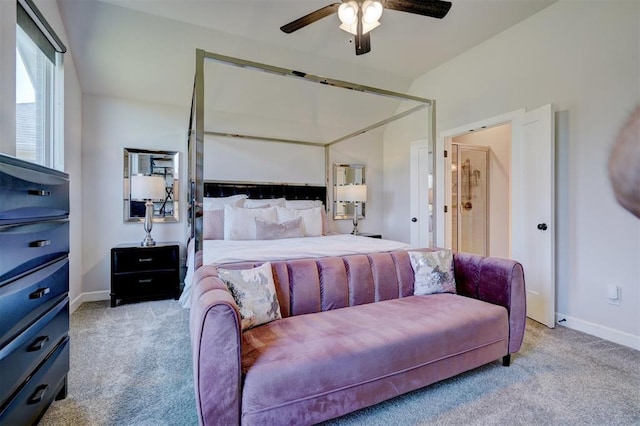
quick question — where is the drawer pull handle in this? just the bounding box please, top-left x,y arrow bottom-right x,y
138,279 -> 153,284
138,258 -> 153,262
28,384 -> 49,405
29,239 -> 51,248
29,287 -> 51,299
28,336 -> 50,352
28,189 -> 51,197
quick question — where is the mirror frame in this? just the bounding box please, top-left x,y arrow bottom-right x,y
123,148 -> 180,223
333,163 -> 366,220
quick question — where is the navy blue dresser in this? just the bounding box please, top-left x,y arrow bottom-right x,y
0,153 -> 70,424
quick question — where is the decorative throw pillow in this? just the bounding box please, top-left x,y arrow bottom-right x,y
409,250 -> 457,295
255,217 -> 304,240
203,209 -> 224,240
224,205 -> 277,240
218,262 -> 282,331
275,206 -> 323,237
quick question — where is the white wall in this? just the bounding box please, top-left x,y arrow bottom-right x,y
204,131 -> 384,236
382,106 -> 432,242
81,95 -> 188,295
383,0 -> 640,347
204,136 -> 325,185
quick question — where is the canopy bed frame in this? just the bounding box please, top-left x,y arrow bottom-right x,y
186,49 -> 436,269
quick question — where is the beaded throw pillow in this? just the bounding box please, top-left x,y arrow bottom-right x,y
218,262 -> 282,331
409,249 -> 457,295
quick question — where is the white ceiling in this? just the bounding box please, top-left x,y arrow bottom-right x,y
96,0 -> 556,80
57,0 -> 556,141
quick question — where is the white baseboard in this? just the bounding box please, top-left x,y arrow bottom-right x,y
70,291 -> 110,314
555,313 -> 640,351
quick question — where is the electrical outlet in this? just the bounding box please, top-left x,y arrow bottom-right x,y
607,284 -> 621,306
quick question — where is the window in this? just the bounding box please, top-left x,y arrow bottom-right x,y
15,0 -> 66,169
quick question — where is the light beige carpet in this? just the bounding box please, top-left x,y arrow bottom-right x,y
40,300 -> 640,425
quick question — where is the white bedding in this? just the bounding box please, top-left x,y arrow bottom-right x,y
179,234 -> 411,308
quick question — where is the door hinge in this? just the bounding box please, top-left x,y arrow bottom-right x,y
444,205 -> 448,213
444,150 -> 448,158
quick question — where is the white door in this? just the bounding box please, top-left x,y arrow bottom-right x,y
410,141 -> 431,247
512,104 -> 555,327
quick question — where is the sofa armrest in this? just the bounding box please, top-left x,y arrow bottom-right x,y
190,273 -> 242,426
453,252 -> 526,354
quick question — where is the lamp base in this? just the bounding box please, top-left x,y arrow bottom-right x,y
351,203 -> 361,235
140,234 -> 156,247
141,200 -> 156,247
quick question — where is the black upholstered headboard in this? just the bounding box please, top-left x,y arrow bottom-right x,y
203,181 -> 326,202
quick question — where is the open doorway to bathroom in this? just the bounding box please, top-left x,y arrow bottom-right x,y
450,143 -> 489,255
448,124 -> 511,259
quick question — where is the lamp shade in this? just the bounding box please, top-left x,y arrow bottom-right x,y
336,184 -> 367,203
131,175 -> 165,201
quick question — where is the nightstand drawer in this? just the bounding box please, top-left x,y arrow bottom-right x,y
112,270 -> 179,300
0,298 -> 68,404
112,245 -> 178,273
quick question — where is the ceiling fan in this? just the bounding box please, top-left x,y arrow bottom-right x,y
280,0 -> 452,56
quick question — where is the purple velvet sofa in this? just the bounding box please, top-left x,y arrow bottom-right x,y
189,249 -> 526,425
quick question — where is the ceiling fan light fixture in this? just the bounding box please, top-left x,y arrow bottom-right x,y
339,20 -> 380,36
338,2 -> 358,25
362,0 -> 383,24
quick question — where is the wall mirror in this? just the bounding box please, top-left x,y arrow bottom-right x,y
123,148 -> 179,223
333,163 -> 366,220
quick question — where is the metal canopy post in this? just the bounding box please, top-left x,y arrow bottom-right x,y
189,49 -> 436,250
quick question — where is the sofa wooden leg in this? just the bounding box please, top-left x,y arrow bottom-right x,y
502,354 -> 511,366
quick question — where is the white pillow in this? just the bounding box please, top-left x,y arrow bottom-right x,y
276,206 -> 323,237
217,262 -> 282,331
203,194 -> 247,211
409,250 -> 457,295
242,198 -> 286,208
284,199 -> 323,209
224,205 -> 277,240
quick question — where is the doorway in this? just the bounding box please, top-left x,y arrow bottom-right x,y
434,105 -> 556,328
451,143 -> 490,256
447,125 -> 511,259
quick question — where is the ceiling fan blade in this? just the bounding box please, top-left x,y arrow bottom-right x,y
280,3 -> 341,34
384,0 -> 452,19
354,20 -> 371,55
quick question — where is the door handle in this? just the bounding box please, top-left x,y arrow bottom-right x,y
537,223 -> 548,231
411,217 -> 417,222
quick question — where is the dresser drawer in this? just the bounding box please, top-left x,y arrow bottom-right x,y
0,220 -> 69,285
0,259 -> 68,348
112,270 -> 179,300
0,159 -> 69,226
112,245 -> 178,273
0,336 -> 69,425
0,298 -> 68,404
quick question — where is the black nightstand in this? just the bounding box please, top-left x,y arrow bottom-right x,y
358,233 -> 382,239
110,242 -> 180,307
